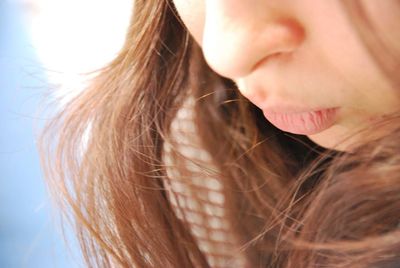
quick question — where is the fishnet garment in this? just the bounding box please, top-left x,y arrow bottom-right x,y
163,97 -> 247,267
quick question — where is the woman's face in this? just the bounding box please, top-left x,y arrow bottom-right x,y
172,0 -> 400,151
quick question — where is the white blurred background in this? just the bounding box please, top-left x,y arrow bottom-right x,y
22,0 -> 133,96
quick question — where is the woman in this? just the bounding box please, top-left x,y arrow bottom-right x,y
39,0 -> 400,267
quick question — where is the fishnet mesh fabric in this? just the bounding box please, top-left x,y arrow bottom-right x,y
163,97 -> 247,267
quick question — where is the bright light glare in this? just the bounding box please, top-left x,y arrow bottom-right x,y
25,0 -> 133,100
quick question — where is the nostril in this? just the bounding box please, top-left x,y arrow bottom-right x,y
250,19 -> 304,73
251,52 -> 283,73
251,52 -> 293,72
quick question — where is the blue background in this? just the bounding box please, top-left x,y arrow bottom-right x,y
0,1 -> 80,267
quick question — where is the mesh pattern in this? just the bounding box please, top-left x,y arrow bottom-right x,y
163,97 -> 247,267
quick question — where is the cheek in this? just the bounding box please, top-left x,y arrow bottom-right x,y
362,1 -> 400,53
173,0 -> 205,45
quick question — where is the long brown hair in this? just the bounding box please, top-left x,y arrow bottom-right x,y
38,1 -> 400,267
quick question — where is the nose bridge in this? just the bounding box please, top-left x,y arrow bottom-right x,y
202,1 -> 304,79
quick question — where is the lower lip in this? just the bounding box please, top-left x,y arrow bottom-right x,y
263,108 -> 339,135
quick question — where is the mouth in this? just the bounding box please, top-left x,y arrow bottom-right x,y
262,107 -> 340,135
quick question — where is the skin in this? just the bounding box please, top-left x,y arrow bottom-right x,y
172,0 -> 400,151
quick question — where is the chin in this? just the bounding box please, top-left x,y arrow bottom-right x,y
306,124 -> 357,152
307,113 -> 397,153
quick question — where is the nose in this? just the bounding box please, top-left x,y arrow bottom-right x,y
201,1 -> 305,79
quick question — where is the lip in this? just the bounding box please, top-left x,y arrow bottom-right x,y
262,107 -> 340,135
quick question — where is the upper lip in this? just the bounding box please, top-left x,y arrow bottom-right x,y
261,103 -> 336,114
